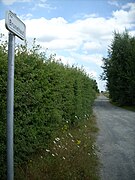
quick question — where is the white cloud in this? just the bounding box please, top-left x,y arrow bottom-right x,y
31,0 -> 56,11
108,0 -> 119,7
83,41 -> 102,51
112,9 -> 135,25
25,17 -> 68,39
113,2 -> 135,25
1,0 -> 16,5
1,0 -> 31,5
0,19 -> 8,37
129,30 -> 135,37
55,55 -> 76,66
73,13 -> 98,20
37,3 -> 56,10
1,0 -> 56,11
70,52 -> 103,67
40,39 -> 82,51
20,13 -> 33,20
122,2 -> 135,10
84,67 -> 97,79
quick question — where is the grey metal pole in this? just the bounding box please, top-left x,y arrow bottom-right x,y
7,32 -> 15,180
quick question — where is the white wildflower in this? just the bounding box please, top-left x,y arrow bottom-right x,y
68,133 -> 73,138
55,137 -> 60,141
46,149 -> 50,152
53,141 -> 56,144
41,156 -> 43,159
52,153 -> 55,156
62,157 -> 66,160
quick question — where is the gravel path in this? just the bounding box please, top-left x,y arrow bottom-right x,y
93,95 -> 135,180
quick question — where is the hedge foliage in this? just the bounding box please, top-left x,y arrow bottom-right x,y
0,36 -> 98,178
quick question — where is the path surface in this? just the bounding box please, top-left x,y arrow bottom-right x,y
93,95 -> 135,180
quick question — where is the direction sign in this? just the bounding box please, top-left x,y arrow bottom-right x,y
5,11 -> 26,179
5,10 -> 26,40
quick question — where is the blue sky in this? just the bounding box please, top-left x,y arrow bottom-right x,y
0,0 -> 135,91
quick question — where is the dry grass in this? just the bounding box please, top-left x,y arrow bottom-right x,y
15,115 -> 99,180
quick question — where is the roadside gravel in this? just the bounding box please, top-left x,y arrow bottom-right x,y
94,95 -> 135,180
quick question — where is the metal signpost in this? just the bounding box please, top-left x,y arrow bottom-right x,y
5,10 -> 26,180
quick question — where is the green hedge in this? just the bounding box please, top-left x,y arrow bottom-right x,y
0,38 -> 98,178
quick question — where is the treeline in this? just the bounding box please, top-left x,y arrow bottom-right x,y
101,30 -> 135,105
0,36 -> 98,178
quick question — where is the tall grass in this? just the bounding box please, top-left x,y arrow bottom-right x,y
15,115 -> 99,180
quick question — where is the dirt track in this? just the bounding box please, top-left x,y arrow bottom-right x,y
94,95 -> 135,180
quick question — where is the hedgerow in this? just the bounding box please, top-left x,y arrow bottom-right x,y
0,36 -> 98,178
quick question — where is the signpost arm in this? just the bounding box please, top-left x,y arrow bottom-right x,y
7,32 -> 15,180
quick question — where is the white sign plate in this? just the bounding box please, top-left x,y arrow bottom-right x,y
5,10 -> 26,40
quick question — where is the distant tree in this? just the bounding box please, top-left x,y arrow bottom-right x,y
92,79 -> 99,93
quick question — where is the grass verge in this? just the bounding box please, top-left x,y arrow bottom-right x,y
110,101 -> 135,112
120,105 -> 135,112
15,115 -> 99,180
